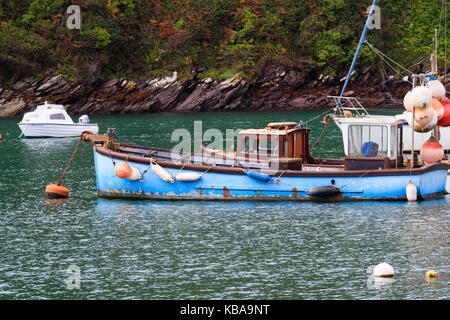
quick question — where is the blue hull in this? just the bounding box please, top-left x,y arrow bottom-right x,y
93,149 -> 448,201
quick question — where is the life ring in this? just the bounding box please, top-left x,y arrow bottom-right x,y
320,114 -> 332,126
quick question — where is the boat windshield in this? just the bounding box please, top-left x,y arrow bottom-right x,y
348,125 -> 389,158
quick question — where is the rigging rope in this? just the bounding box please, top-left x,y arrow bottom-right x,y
365,41 -> 414,80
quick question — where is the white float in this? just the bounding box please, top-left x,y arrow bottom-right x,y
428,77 -> 446,100
406,181 -> 417,202
175,172 -> 202,182
373,263 -> 395,277
151,163 -> 174,183
127,166 -> 142,181
411,86 -> 432,109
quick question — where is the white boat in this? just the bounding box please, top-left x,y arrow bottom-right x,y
18,102 -> 99,138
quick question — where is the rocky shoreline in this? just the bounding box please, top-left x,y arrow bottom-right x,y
0,65 -> 415,117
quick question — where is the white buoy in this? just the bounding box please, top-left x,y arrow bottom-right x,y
411,86 -> 432,109
373,263 -> 395,278
406,181 -> 417,202
127,166 -> 142,181
151,163 -> 174,183
428,78 -> 446,100
403,90 -> 413,112
175,172 -> 202,182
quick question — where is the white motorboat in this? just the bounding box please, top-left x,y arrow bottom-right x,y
18,102 -> 99,138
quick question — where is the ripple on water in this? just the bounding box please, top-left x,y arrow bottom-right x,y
0,113 -> 448,299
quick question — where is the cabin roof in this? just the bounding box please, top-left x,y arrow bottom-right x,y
35,104 -> 66,112
239,127 -> 303,136
334,115 -> 404,126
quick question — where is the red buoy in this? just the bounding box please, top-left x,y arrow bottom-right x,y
45,184 -> 70,199
420,137 -> 444,164
437,100 -> 450,127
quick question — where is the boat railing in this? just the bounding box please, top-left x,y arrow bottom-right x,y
328,96 -> 371,117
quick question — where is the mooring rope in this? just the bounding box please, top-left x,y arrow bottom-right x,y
0,132 -> 23,142
57,138 -> 82,186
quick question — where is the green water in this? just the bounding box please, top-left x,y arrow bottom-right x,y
0,110 -> 448,300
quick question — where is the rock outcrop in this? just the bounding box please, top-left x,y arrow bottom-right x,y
0,65 -> 425,117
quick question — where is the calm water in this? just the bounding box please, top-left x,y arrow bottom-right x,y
0,110 -> 448,300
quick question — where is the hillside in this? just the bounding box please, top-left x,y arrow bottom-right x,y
0,0 -> 448,115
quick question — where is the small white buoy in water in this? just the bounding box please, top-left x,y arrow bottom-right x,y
406,181 -> 417,202
373,263 -> 395,278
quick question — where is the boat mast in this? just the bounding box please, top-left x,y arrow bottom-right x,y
337,0 -> 378,110
431,28 -> 441,141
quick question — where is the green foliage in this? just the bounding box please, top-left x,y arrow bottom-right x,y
81,27 -> 111,49
0,0 -> 448,82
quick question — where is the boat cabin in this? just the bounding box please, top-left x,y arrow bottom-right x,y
334,116 -> 405,169
236,122 -> 313,170
233,117 -> 405,171
20,102 -> 74,124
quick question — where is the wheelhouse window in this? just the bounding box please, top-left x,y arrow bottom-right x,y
49,113 -> 66,120
242,135 -> 279,156
348,125 -> 388,158
258,136 -> 279,157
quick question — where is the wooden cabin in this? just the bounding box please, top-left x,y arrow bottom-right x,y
236,122 -> 313,170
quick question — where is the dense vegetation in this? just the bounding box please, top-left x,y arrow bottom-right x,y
0,0 -> 448,83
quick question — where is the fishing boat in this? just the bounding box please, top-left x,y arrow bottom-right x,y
18,101 -> 99,138
330,0 -> 449,192
75,1 -> 448,202
80,118 -> 449,201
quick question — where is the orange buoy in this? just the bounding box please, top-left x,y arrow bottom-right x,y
420,137 -> 444,164
0,133 -> 2,141
430,98 -> 444,120
343,110 -> 353,118
114,162 -> 132,179
414,106 -> 434,125
45,184 -> 70,199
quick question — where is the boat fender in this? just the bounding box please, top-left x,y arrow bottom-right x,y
114,162 -> 132,179
406,181 -> 417,202
307,186 -> 341,197
245,170 -> 273,182
175,172 -> 202,182
127,166 -> 142,181
151,163 -> 174,183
